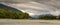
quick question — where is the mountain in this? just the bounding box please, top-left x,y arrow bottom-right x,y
39,14 -> 53,17
0,4 -> 21,12
0,3 -> 30,19
39,14 -> 57,19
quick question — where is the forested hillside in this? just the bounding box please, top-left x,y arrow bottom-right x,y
0,8 -> 30,19
0,4 -> 30,19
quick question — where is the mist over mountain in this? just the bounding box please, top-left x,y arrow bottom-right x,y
0,0 -> 60,18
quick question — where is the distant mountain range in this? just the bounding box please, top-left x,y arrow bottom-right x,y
31,14 -> 54,19
0,4 -> 21,12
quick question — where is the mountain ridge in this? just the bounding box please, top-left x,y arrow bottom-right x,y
0,3 -> 21,12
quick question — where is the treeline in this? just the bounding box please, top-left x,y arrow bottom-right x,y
39,15 -> 60,20
0,8 -> 30,19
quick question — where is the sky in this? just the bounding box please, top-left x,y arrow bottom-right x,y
0,0 -> 60,18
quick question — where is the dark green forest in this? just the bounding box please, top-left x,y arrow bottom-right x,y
0,8 -> 30,19
39,15 -> 60,20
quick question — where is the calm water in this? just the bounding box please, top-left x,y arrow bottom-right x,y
0,19 -> 60,24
